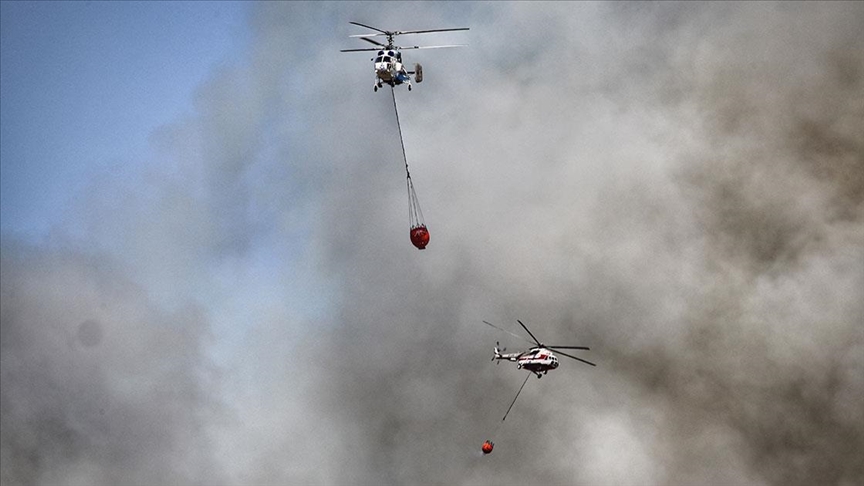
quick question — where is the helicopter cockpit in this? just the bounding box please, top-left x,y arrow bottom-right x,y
374,50 -> 402,66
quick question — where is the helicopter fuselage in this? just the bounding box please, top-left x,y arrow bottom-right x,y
494,346 -> 560,377
342,22 -> 466,92
373,49 -> 412,88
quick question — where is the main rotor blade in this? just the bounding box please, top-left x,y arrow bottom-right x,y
502,373 -> 531,421
553,349 -> 596,367
397,44 -> 468,50
547,345 -> 591,350
349,21 -> 390,35
516,320 -> 542,346
360,37 -> 386,47
482,321 -> 534,345
396,27 -> 470,35
340,48 -> 381,52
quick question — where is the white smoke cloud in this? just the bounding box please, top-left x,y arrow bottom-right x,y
2,2 -> 862,485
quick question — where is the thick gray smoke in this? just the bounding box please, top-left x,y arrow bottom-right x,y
1,2 -> 862,485
305,2 -> 864,485
0,242 -> 222,485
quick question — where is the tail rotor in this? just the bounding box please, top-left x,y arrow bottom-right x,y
492,341 -> 505,362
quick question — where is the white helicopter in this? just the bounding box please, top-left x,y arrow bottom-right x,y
483,320 -> 596,379
340,21 -> 469,92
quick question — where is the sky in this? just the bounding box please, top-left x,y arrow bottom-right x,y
1,2 -> 863,485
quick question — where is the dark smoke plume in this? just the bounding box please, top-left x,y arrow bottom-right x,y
302,2 -> 864,485
1,3 -> 861,485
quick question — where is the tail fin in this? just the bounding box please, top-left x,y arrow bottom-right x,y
492,342 -> 504,362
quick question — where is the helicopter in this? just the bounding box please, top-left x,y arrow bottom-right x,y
340,21 -> 469,92
483,320 -> 596,379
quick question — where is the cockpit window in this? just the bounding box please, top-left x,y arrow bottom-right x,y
388,51 -> 395,57
375,57 -> 382,63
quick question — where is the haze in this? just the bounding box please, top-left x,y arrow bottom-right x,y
2,2 -> 862,485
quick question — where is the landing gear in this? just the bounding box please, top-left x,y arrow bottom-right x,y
374,85 -> 378,92
408,84 -> 412,91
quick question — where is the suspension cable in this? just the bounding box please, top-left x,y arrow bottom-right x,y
392,85 -> 425,229
390,86 -> 411,178
502,373 -> 531,422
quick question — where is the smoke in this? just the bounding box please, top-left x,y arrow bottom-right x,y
2,2 -> 862,485
305,2 -> 864,485
0,242 -> 222,485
